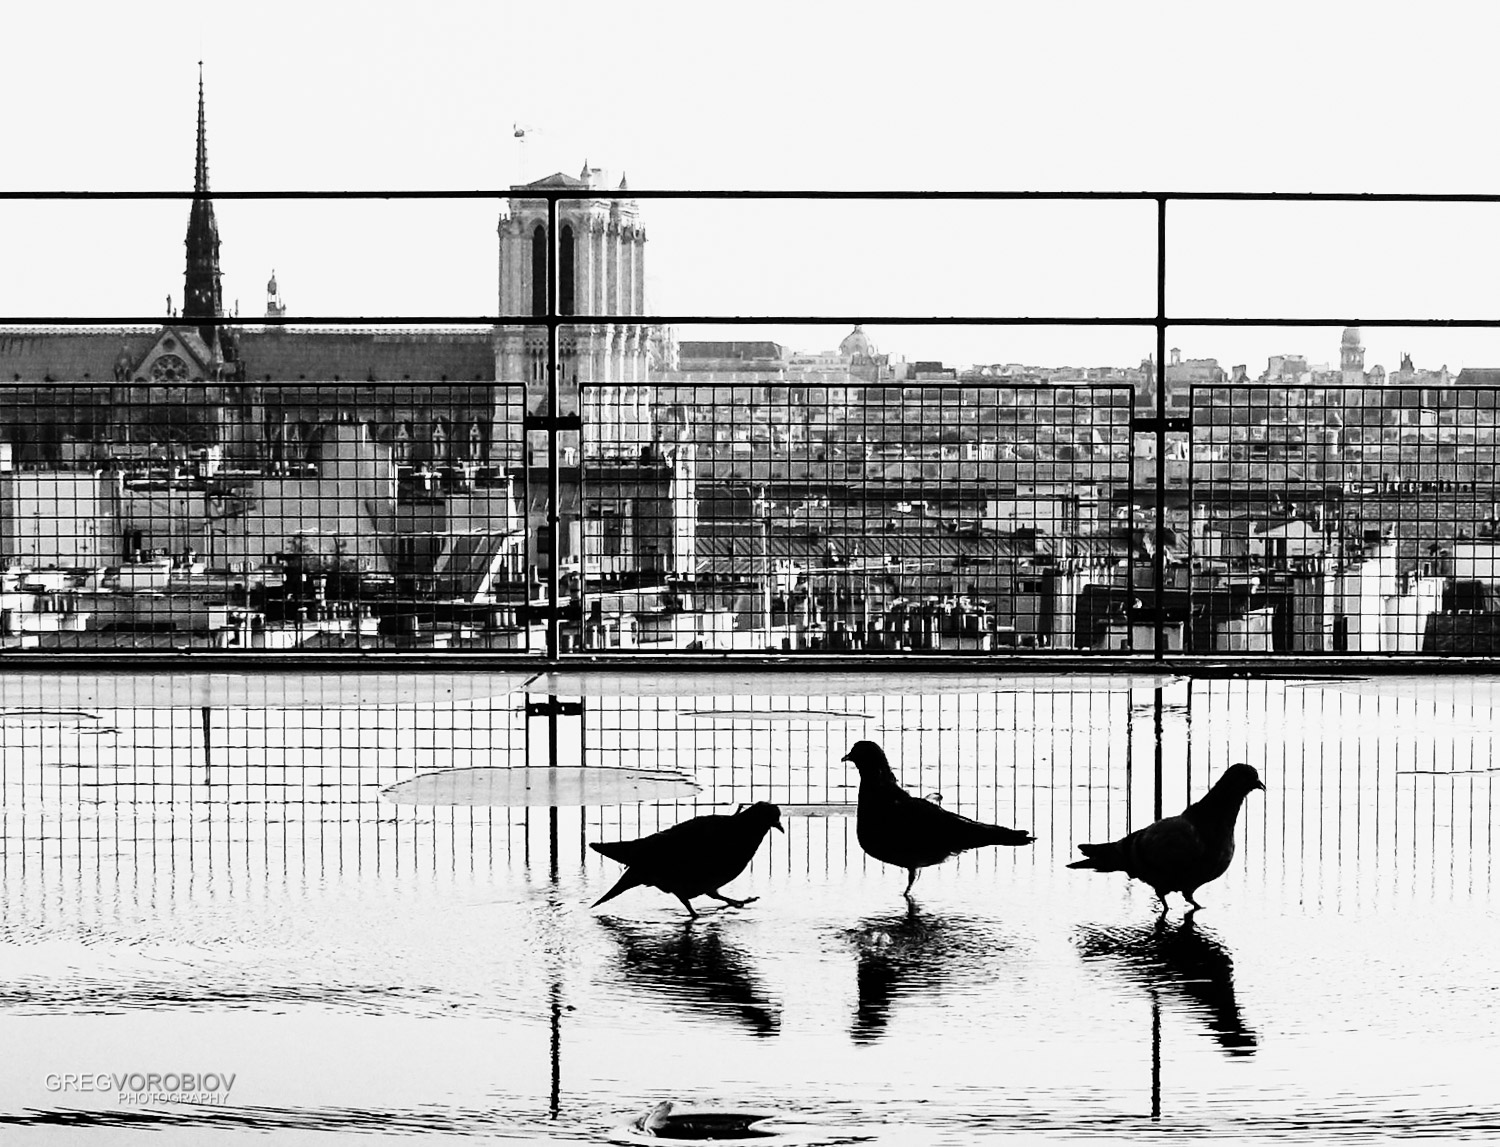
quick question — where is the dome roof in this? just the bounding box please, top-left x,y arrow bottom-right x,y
839,324 -> 876,357
1341,326 -> 1362,346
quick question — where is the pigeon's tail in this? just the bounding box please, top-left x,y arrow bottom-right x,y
939,815 -> 1037,854
983,824 -> 1037,848
1068,841 -> 1125,871
590,839 -> 633,864
591,867 -> 646,909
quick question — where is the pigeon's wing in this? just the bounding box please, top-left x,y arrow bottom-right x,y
1129,814 -> 1210,886
591,815 -> 729,870
895,788 -> 1034,851
590,836 -> 654,865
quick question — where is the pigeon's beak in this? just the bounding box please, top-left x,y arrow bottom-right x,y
840,753 -> 853,763
1255,780 -> 1267,791
773,819 -> 785,833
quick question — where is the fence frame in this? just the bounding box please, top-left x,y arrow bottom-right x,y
4,185 -> 1500,672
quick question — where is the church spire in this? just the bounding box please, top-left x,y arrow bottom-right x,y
183,62 -> 224,356
194,62 -> 209,196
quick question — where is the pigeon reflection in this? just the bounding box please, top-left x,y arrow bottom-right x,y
849,902 -> 990,1045
596,918 -> 780,1037
1075,910 -> 1256,1056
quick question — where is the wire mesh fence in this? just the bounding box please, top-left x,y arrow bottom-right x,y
6,189 -> 1500,661
7,371 -> 1500,657
3,674 -> 1495,915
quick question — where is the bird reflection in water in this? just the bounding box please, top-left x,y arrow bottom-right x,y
595,918 -> 780,1037
1075,909 -> 1256,1056
848,902 -> 997,1045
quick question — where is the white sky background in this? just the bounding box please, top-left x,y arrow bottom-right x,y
4,0 -> 1500,375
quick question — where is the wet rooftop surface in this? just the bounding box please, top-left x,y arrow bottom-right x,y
1,673 -> 1497,1143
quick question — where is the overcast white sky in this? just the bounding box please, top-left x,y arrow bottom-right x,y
5,0 -> 1500,374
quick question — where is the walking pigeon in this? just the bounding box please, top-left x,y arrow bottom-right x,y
1067,763 -> 1265,909
843,740 -> 1035,898
591,802 -> 784,918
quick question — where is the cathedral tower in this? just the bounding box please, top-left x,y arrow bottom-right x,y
495,164 -> 651,463
1340,326 -> 1365,387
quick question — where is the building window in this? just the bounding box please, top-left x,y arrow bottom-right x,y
531,224 -> 547,317
560,224 -> 575,316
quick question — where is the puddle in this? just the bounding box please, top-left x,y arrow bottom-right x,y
380,766 -> 701,807
4,676 -> 1500,1144
608,1102 -> 874,1145
677,708 -> 874,722
777,803 -> 859,818
0,708 -> 102,728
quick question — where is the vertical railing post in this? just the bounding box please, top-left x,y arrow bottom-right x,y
1154,195 -> 1169,662
546,193 -> 562,659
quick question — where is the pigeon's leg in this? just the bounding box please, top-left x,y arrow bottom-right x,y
706,890 -> 759,909
1155,888 -> 1171,913
1184,890 -> 1204,910
902,868 -> 919,897
675,894 -> 700,919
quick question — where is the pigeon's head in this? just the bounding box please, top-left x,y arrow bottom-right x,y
1218,763 -> 1266,797
738,801 -> 785,833
842,740 -> 896,784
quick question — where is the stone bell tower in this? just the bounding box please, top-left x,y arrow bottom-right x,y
1340,326 -> 1365,387
495,163 -> 651,464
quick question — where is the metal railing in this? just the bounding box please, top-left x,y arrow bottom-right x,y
4,186 -> 1500,668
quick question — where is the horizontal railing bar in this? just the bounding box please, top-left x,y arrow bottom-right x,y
2,377 -> 1490,393
1,652 -> 1499,677
0,315 -> 1159,327
0,377 -> 1138,392
16,375 -> 1490,392
12,315 -> 1500,329
9,188 -> 1500,204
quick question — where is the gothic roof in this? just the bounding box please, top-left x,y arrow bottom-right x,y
0,327 -> 496,382
1455,368 -> 1500,390
678,341 -> 787,363
0,329 -> 158,381
238,329 -> 495,381
513,172 -> 588,190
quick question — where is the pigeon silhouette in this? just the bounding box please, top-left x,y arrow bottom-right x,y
591,802 -> 784,918
843,740 -> 1035,898
1068,763 -> 1265,909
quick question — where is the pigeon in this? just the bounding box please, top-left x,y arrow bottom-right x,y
590,802 -> 784,918
843,740 -> 1035,897
1067,763 -> 1265,909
